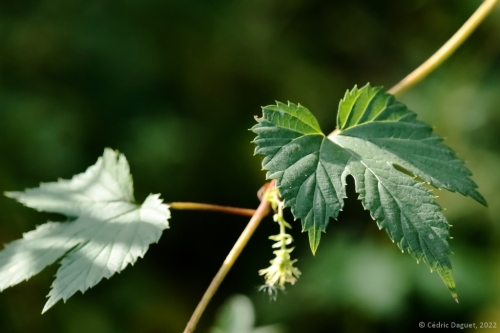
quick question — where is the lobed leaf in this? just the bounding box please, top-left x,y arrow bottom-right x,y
0,148 -> 170,312
251,84 -> 486,299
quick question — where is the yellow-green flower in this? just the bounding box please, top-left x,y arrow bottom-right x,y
259,247 -> 301,289
259,187 -> 300,292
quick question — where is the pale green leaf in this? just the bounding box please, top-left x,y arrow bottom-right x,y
0,148 -> 170,312
252,84 -> 486,298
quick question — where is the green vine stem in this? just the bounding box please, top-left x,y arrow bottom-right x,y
169,202 -> 256,217
183,181 -> 275,333
182,2 -> 499,332
389,0 -> 499,96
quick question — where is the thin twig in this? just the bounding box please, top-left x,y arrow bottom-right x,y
169,202 -> 256,217
389,0 -> 499,96
183,181 -> 275,333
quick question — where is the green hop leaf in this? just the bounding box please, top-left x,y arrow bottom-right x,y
0,148 -> 170,313
251,84 -> 486,300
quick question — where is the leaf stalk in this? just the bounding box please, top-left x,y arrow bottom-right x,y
169,202 -> 256,217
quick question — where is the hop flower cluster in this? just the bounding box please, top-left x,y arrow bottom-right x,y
259,188 -> 301,294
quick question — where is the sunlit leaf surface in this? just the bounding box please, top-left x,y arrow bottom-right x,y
0,149 -> 170,312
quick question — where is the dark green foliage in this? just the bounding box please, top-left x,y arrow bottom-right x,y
252,84 -> 486,298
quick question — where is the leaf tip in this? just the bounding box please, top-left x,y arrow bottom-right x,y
308,228 -> 322,255
472,192 -> 488,207
436,266 -> 457,302
41,298 -> 56,314
4,191 -> 19,199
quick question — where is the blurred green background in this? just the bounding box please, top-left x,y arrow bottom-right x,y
1,0 -> 499,332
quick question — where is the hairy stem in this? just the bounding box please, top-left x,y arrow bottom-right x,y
389,0 -> 498,96
183,181 -> 275,333
169,202 -> 256,217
